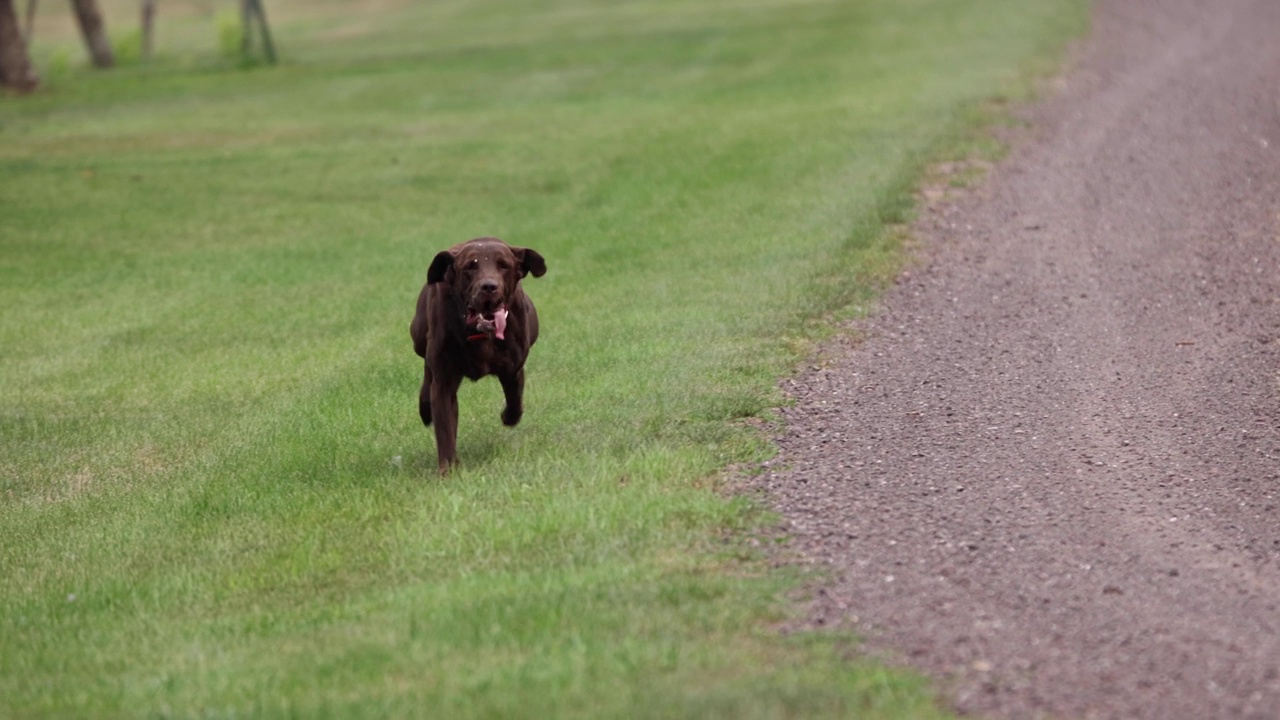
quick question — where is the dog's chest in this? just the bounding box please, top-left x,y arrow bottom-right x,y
461,341 -> 508,380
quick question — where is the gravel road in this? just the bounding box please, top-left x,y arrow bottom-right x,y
753,0 -> 1280,717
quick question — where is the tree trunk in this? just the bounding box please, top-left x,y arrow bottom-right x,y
0,0 -> 39,91
22,0 -> 35,42
140,0 -> 154,61
239,0 -> 250,56
240,0 -> 276,64
69,0 -> 112,68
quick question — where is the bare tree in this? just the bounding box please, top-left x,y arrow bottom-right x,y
140,0 -> 154,61
240,0 -> 275,64
69,0 -> 112,68
22,0 -> 35,41
0,0 -> 38,91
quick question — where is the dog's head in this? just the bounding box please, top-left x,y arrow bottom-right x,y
427,237 -> 546,337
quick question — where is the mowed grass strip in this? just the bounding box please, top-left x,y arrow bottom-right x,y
1,0 -> 1086,716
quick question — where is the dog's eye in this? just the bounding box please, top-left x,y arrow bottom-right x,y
496,260 -> 511,271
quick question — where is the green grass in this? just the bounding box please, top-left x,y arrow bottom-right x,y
2,0 -> 1087,716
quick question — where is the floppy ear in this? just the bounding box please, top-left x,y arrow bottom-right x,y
512,247 -> 547,279
427,250 -> 455,285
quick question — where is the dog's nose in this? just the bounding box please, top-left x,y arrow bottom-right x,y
479,279 -> 499,295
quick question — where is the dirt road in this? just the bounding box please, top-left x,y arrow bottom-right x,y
754,0 -> 1280,717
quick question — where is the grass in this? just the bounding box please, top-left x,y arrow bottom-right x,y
2,0 -> 1087,716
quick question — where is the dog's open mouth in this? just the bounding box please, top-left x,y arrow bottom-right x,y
467,305 -> 508,339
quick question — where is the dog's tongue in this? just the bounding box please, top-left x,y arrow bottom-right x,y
469,306 -> 509,339
493,307 -> 508,340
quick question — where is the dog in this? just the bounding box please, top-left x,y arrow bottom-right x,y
410,237 -> 547,474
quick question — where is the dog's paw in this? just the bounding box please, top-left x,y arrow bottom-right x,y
501,406 -> 523,426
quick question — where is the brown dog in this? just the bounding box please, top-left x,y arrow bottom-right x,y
410,237 -> 547,474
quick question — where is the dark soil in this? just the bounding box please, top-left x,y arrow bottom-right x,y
751,0 -> 1280,717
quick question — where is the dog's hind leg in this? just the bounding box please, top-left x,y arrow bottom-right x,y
499,369 -> 525,427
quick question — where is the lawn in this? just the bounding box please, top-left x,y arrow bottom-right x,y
1,0 -> 1086,716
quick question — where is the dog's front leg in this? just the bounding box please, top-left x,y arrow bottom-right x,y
498,368 -> 525,427
418,362 -> 433,427
430,372 -> 463,474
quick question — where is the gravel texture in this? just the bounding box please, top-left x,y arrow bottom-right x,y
752,0 -> 1280,717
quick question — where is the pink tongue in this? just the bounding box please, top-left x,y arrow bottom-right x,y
493,307 -> 508,340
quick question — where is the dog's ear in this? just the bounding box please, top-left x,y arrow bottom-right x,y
427,250 -> 455,285
512,247 -> 547,279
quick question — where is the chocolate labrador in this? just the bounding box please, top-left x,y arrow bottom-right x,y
410,237 -> 547,474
